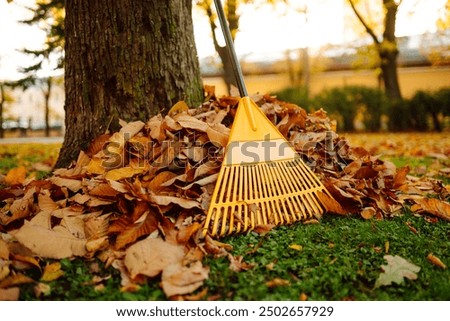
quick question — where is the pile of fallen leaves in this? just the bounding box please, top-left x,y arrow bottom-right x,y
0,90 -> 449,300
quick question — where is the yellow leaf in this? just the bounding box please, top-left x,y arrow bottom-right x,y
86,158 -> 106,175
41,262 -> 64,282
289,244 -> 303,251
104,166 -> 143,181
168,101 -> 189,117
266,278 -> 290,288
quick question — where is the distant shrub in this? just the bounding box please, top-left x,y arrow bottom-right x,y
275,85 -> 449,132
273,86 -> 311,110
312,86 -> 387,132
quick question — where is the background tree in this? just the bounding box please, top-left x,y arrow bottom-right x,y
15,0 -> 65,137
348,0 -> 403,101
56,0 -> 203,168
196,0 -> 243,93
0,82 -> 15,139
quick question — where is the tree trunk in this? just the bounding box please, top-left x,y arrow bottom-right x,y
56,0 -> 203,168
44,77 -> 52,138
0,84 -> 4,139
348,0 -> 403,101
379,0 -> 402,101
199,0 -> 239,93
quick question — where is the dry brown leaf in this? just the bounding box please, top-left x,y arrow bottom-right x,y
49,177 -> 83,192
0,239 -> 9,260
426,253 -> 446,269
14,221 -> 87,259
252,224 -> 275,235
4,166 -> 27,186
173,113 -> 209,132
38,190 -> 59,211
0,287 -> 20,301
124,237 -> 185,278
228,254 -> 255,272
206,123 -> 230,147
41,262 -> 64,282
148,194 -> 200,209
146,114 -> 166,141
0,187 -> 36,225
161,261 -> 209,297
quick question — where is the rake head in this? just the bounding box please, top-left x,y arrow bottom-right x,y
203,97 -> 332,237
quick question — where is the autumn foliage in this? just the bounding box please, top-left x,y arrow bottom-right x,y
0,89 -> 449,300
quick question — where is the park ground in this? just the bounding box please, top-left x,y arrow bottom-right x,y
0,131 -> 449,300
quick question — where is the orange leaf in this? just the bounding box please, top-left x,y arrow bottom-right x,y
0,273 -> 34,289
266,278 -> 290,288
426,253 -> 446,269
413,198 -> 450,222
361,207 -> 376,220
11,253 -> 41,270
5,166 -> 27,186
114,211 -> 160,250
317,190 -> 348,215
176,222 -> 202,244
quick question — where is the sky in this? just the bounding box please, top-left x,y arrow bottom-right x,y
0,0 -> 447,80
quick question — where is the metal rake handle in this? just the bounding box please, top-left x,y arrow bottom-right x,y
213,0 -> 248,97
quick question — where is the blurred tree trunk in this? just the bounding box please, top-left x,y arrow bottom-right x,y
0,84 -> 5,139
197,0 -> 240,93
348,0 -> 402,101
43,77 -> 52,137
56,0 -> 203,168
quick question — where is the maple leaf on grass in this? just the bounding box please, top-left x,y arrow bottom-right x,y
374,255 -> 421,289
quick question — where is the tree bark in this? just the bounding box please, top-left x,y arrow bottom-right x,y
0,84 -> 4,139
348,0 -> 402,101
379,0 -> 402,101
56,0 -> 203,168
199,0 -> 239,93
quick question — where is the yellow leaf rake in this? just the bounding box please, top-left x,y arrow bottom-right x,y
203,0 -> 334,236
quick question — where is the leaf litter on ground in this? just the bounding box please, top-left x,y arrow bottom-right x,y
0,87 -> 449,299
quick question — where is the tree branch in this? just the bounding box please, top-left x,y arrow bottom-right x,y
347,0 -> 380,45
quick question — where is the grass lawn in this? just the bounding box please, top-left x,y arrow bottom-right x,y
0,132 -> 449,300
